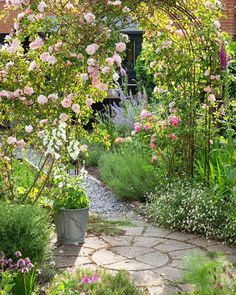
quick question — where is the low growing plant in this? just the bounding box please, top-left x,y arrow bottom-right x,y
47,268 -> 143,295
147,178 -> 236,243
0,203 -> 52,262
99,148 -> 159,202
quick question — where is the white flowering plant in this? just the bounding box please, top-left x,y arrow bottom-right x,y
52,166 -> 89,211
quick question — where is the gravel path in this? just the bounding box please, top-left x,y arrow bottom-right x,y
84,176 -> 131,214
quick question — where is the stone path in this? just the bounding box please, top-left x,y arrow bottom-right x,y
53,211 -> 236,295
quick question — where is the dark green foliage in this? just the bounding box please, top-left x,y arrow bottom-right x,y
0,203 -> 52,262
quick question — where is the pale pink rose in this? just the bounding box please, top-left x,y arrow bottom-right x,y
85,98 -> 94,106
81,73 -> 89,82
40,119 -> 48,125
86,44 -> 98,56
29,38 -> 44,50
113,73 -> 119,82
40,52 -> 56,64
140,109 -> 150,120
25,125 -> 33,133
215,75 -> 221,81
151,155 -> 158,163
87,58 -> 95,66
59,113 -> 69,122
134,122 -> 142,133
65,3 -> 73,10
170,133 -> 177,141
101,67 -> 110,74
13,89 -> 23,98
210,75 -> 216,80
208,94 -> 216,102
214,20 -> 221,30
23,86 -> 34,96
7,136 -> 17,145
17,12 -> 25,21
29,61 -> 37,71
72,103 -> 80,114
106,57 -> 114,66
37,1 -> 47,12
204,86 -> 212,93
84,12 -> 96,24
25,99 -> 33,106
17,139 -> 26,149
144,124 -> 152,131
48,93 -> 58,101
115,42 -> 126,53
38,95 -> 48,104
61,98 -> 72,108
25,8 -> 33,15
38,131 -> 45,138
150,142 -> 156,150
204,69 -> 211,77
19,96 -> 26,101
112,54 -> 122,66
170,116 -> 180,127
94,82 -> 107,91
80,144 -> 88,152
162,40 -> 172,49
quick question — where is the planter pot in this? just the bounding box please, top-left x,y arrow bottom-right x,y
54,207 -> 89,245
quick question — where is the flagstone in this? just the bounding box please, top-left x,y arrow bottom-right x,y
136,252 -> 169,267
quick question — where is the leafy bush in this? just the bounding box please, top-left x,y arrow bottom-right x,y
99,149 -> 159,202
181,254 -> 236,294
47,269 -> 143,295
147,178 -> 236,243
0,203 -> 52,262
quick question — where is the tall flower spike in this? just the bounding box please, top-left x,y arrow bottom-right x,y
220,43 -> 227,71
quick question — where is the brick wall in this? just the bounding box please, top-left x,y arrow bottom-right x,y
0,0 -> 236,37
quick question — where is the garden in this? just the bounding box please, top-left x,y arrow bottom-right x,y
0,0 -> 235,294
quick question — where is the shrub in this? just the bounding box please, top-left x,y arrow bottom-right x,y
147,178 -> 236,243
99,149 -> 159,202
47,269 -> 143,295
0,203 -> 52,262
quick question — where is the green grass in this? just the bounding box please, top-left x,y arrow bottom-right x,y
87,214 -> 134,236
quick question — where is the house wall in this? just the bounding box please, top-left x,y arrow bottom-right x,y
0,0 -> 236,36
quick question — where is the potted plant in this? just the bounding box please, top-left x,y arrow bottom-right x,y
52,166 -> 89,245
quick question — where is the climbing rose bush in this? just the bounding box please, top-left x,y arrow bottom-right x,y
0,0 -> 130,203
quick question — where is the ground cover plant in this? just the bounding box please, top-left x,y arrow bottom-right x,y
47,269 -> 143,295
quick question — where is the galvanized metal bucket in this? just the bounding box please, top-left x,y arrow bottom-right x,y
54,208 -> 89,245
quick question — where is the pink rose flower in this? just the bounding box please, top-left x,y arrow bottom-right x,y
72,103 -> 80,114
144,124 -> 152,131
17,139 -> 26,149
170,133 -> 177,141
150,142 -> 156,150
23,86 -> 34,96
86,44 -> 98,56
140,109 -> 150,120
59,113 -> 69,122
203,86 -> 212,93
28,61 -> 37,71
86,98 -> 94,106
115,42 -> 126,53
37,1 -> 47,12
48,93 -> 58,101
170,116 -> 180,127
40,119 -> 48,125
106,57 -> 114,66
61,98 -> 72,108
151,155 -> 158,163
7,136 -> 17,145
112,54 -> 122,66
29,38 -> 44,50
25,125 -> 33,133
84,12 -> 96,24
65,3 -> 73,10
134,122 -> 142,133
37,95 -> 48,104
38,131 -> 45,138
208,94 -> 216,102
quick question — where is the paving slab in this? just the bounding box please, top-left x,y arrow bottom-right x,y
113,246 -> 155,259
136,252 -> 169,267
129,270 -> 166,287
92,249 -> 126,265
154,240 -> 197,252
148,285 -> 180,295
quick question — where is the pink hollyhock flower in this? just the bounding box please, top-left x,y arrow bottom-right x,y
72,103 -> 80,114
151,155 -> 158,163
140,109 -> 150,120
86,44 -> 98,56
203,86 -> 212,93
112,54 -> 122,66
150,142 -> 156,150
29,38 -> 44,50
115,42 -> 126,53
208,94 -> 216,102
61,98 -> 72,108
38,95 -> 48,104
23,86 -> 34,96
17,139 -> 26,149
170,116 -> 180,127
86,98 -> 94,106
84,12 -> 96,24
59,113 -> 69,122
7,136 -> 17,145
134,122 -> 142,133
37,1 -> 47,12
170,133 -> 177,141
25,125 -> 33,133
